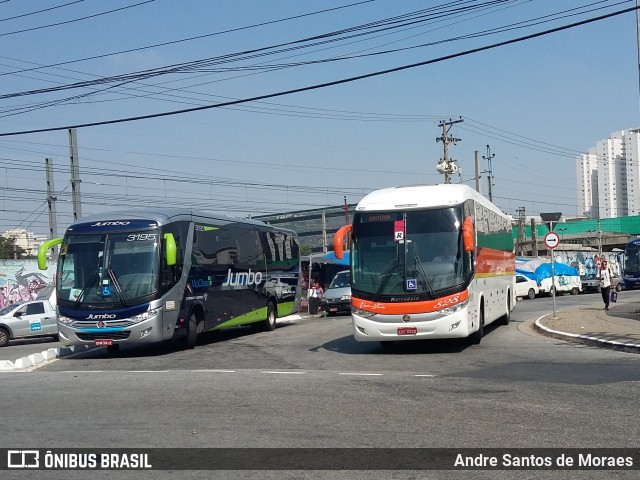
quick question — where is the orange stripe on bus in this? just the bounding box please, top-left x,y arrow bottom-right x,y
352,290 -> 469,315
476,247 -> 515,275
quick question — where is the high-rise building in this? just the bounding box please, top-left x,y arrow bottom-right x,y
577,129 -> 640,219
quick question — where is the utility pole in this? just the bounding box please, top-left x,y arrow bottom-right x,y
530,218 -> 538,258
516,207 -> 526,256
45,158 -> 58,258
342,196 -> 351,250
322,210 -> 327,253
69,128 -> 82,220
435,118 -> 463,184
474,150 -> 481,193
481,145 -> 495,202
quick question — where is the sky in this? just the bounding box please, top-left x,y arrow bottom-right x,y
1,0 -> 639,238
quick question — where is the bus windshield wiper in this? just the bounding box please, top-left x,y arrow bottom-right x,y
73,272 -> 98,308
414,255 -> 435,297
106,268 -> 128,308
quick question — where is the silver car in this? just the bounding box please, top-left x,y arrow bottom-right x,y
320,270 -> 351,316
0,288 -> 58,347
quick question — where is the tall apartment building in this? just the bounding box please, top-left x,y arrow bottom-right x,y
576,128 -> 640,219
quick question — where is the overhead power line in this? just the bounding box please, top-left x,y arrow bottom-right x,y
0,0 -> 156,37
1,5 -> 637,137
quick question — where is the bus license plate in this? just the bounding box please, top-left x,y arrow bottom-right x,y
95,339 -> 113,346
397,327 -> 417,335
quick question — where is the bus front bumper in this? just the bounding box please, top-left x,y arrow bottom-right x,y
352,310 -> 470,342
57,316 -> 166,347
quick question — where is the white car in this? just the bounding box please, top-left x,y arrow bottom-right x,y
515,274 -> 539,300
0,287 -> 58,347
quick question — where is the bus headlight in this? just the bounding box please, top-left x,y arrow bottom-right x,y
131,307 -> 162,322
439,298 -> 469,316
58,314 -> 72,325
352,307 -> 376,318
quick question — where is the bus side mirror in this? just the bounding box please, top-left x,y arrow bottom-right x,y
462,216 -> 475,252
333,224 -> 353,260
37,237 -> 63,270
164,233 -> 177,266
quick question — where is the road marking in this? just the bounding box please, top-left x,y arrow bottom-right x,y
338,372 -> 384,376
262,371 -> 306,375
129,370 -> 170,373
414,374 -> 437,377
191,369 -> 236,373
59,370 -> 105,373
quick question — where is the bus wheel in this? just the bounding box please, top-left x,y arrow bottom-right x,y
261,302 -> 277,332
468,310 -> 484,345
500,297 -> 511,326
570,287 -> 579,295
186,312 -> 198,349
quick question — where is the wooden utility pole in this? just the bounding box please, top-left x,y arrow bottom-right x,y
436,118 -> 463,184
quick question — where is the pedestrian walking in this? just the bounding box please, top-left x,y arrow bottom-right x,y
598,260 -> 612,311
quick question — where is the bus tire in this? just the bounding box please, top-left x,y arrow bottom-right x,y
186,312 -> 198,349
468,308 -> 484,345
261,301 -> 277,332
571,287 -> 579,295
500,296 -> 511,326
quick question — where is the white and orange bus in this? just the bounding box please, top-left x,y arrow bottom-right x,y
333,184 -> 515,347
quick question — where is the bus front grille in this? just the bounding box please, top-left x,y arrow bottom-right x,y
76,331 -> 131,341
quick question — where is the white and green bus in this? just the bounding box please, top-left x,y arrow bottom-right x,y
38,209 -> 301,353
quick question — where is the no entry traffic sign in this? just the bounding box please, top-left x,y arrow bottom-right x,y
544,231 -> 560,249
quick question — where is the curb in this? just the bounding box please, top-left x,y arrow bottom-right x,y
0,345 -> 93,372
534,313 -> 640,354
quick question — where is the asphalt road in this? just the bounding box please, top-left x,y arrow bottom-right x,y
1,291 -> 639,480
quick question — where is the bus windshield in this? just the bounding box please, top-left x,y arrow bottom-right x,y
624,242 -> 640,276
58,232 -> 160,307
352,207 -> 465,298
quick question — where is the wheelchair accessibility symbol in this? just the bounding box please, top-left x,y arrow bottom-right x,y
406,279 -> 417,290
102,286 -> 112,297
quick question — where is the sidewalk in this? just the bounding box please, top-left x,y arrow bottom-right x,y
534,301 -> 640,354
0,344 -> 92,371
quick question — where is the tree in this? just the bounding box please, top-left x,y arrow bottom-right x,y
0,236 -> 26,259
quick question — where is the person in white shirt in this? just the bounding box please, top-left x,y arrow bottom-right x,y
598,260 -> 612,311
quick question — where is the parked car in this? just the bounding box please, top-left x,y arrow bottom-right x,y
515,274 -> 539,300
581,275 -> 623,294
0,286 -> 58,347
320,270 -> 351,316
